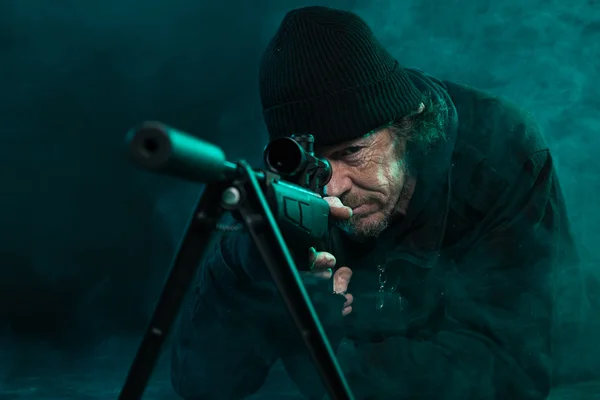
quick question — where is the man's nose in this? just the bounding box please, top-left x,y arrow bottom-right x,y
325,169 -> 352,198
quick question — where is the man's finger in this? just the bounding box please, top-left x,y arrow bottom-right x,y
311,251 -> 336,271
324,197 -> 353,220
333,266 -> 353,294
343,293 -> 353,307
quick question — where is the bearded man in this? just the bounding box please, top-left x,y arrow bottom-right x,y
170,6 -> 578,400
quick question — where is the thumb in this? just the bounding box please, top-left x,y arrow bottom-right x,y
324,197 -> 353,220
333,267 -> 352,294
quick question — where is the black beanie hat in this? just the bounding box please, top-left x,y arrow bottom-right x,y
259,6 -> 424,146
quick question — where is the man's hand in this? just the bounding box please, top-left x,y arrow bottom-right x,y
300,196 -> 353,316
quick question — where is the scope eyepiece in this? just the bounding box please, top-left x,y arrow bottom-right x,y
263,137 -> 307,176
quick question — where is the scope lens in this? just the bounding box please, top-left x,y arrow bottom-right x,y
264,138 -> 304,175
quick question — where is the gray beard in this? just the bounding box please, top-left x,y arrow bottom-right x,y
333,178 -> 410,242
333,209 -> 393,242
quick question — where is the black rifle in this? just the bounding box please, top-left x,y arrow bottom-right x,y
117,121 -> 355,400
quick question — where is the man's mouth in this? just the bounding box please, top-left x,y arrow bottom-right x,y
351,203 -> 377,216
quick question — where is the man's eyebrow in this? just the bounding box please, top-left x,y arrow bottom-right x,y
319,131 -> 375,153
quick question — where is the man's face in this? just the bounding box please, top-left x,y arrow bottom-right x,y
317,127 -> 408,241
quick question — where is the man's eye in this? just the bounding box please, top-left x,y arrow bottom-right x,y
340,146 -> 363,157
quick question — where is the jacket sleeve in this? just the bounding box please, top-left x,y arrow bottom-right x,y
170,232 -> 280,400
334,150 -> 574,399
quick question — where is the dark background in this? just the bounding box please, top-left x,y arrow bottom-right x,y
1,0 -> 599,398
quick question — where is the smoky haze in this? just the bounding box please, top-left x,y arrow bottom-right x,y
1,0 -> 599,397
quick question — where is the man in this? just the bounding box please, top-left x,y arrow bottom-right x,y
170,6 -> 579,400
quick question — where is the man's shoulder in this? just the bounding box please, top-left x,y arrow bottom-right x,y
444,80 -> 549,182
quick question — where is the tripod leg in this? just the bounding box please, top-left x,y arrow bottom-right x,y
118,182 -> 227,400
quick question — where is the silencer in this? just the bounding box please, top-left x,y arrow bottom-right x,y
126,121 -> 237,183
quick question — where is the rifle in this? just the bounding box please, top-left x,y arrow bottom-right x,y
117,121 -> 355,400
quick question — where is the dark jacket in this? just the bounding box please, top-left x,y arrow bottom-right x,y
170,70 -> 578,399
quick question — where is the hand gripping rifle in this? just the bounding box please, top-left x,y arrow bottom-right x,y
117,122 -> 355,400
